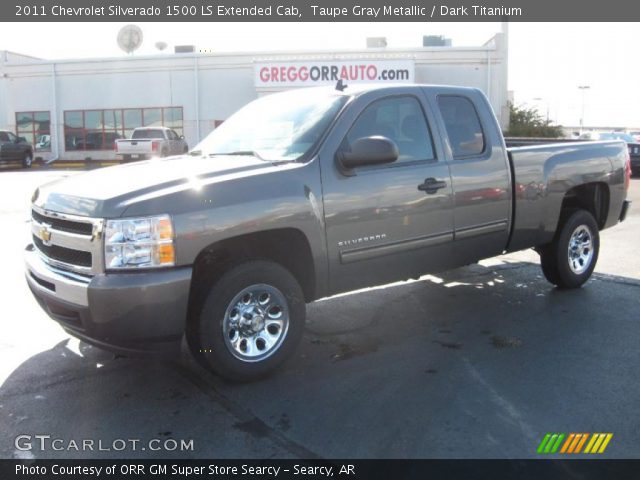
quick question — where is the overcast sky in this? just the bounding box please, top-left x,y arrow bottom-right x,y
1,22 -> 638,127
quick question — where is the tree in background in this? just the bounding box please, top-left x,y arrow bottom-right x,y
506,102 -> 564,138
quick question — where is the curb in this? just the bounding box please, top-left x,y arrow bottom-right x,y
33,161 -> 120,170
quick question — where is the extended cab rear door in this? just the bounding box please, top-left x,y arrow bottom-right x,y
425,89 -> 512,264
320,88 -> 456,295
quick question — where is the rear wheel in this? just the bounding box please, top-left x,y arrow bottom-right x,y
22,151 -> 33,168
187,260 -> 305,381
538,209 -> 599,289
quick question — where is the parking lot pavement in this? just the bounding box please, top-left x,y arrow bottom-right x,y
1,171 -> 639,459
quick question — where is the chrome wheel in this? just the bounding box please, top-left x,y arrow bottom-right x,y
567,224 -> 593,275
23,153 -> 33,167
222,284 -> 289,362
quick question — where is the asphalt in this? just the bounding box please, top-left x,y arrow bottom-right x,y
0,170 -> 639,459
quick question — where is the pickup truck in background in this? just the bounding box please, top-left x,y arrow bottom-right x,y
114,126 -> 188,161
0,130 -> 33,168
25,85 -> 631,381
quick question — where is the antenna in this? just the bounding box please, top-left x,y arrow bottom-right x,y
117,25 -> 143,55
155,41 -> 168,52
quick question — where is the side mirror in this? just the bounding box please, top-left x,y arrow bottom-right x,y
17,136 -> 26,143
337,136 -> 399,173
179,135 -> 185,140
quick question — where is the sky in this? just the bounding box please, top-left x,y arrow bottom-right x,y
1,22 -> 638,127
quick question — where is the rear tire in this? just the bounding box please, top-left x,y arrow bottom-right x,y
538,209 -> 599,289
22,151 -> 33,168
187,260 -> 305,382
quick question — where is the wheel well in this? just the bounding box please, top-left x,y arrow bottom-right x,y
189,228 -> 316,310
560,182 -> 609,229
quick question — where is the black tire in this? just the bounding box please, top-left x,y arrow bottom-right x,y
22,151 -> 33,168
122,154 -> 132,163
538,209 -> 599,289
187,260 -> 305,381
539,244 -> 560,285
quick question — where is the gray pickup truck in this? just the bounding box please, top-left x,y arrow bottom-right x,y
115,126 -> 189,162
25,85 -> 631,380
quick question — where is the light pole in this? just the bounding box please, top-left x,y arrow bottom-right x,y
578,85 -> 590,135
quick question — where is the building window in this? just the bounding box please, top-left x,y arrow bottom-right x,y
16,111 -> 51,152
63,107 -> 183,151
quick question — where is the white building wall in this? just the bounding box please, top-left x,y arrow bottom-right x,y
0,34 -> 508,161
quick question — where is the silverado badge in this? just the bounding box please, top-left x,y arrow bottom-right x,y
39,223 -> 52,246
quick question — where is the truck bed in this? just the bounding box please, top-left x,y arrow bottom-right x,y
506,140 -> 628,252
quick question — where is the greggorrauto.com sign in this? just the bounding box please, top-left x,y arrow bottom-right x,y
255,60 -> 415,87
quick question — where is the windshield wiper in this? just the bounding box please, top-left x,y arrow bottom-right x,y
208,150 -> 265,161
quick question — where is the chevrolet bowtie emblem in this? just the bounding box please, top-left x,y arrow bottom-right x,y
39,224 -> 52,245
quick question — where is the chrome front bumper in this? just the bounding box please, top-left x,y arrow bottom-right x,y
25,244 -> 90,306
25,243 -> 193,354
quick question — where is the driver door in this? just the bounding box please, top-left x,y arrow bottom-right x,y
320,92 -> 455,295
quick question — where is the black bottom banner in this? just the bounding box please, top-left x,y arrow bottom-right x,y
1,459 -> 640,480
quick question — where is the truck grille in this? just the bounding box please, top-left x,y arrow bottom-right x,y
32,235 -> 92,267
31,207 -> 103,275
32,209 -> 93,235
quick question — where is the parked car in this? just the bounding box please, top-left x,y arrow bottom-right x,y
25,85 -> 631,381
36,134 -> 51,150
115,126 -> 188,161
0,130 -> 33,168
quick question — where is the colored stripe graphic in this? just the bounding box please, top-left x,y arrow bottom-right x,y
540,433 -> 613,454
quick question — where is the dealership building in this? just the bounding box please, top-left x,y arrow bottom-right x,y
0,32 -> 508,161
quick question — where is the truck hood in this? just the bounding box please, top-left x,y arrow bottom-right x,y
33,155 -> 295,218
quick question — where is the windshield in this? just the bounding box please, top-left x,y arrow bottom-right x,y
193,90 -> 348,161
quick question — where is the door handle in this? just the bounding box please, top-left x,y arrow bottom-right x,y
418,178 -> 447,194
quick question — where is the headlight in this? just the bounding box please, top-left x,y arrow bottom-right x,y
105,215 -> 175,269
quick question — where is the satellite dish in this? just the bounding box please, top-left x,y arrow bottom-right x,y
117,25 -> 143,54
155,41 -> 168,52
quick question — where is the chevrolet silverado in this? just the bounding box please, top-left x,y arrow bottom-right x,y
25,85 -> 632,380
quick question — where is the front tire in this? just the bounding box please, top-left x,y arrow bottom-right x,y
187,260 -> 305,381
538,209 -> 599,289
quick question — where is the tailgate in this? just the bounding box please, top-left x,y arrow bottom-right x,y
116,140 -> 153,154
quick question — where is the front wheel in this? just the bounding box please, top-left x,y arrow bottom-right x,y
539,209 -> 599,289
187,260 -> 305,381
